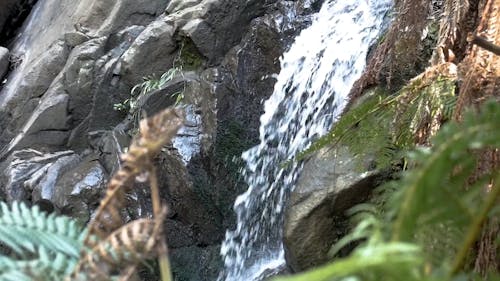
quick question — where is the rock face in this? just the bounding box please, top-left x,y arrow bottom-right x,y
284,146 -> 390,272
0,0 -> 317,279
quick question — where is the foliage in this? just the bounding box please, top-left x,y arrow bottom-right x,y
178,38 -> 204,70
113,67 -> 185,113
298,66 -> 457,169
0,108 -> 184,281
0,201 -> 84,280
274,100 -> 500,281
71,108 -> 184,281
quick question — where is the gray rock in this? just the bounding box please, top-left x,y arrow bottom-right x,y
156,151 -> 223,246
0,47 -> 8,80
0,41 -> 69,148
0,93 -> 69,158
53,155 -> 107,208
0,148 -> 107,224
284,146 -> 390,272
165,0 -> 202,13
170,245 -> 222,281
33,153 -> 81,202
88,128 -> 130,174
172,104 -> 203,164
64,32 -> 90,47
119,19 -> 177,84
0,149 -> 76,201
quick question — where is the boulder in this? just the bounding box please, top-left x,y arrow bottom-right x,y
284,146 -> 390,272
0,149 -> 77,201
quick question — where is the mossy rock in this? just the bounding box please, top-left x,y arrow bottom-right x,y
179,38 -> 205,70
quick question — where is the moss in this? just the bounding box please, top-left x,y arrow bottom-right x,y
179,38 -> 205,70
213,120 -> 254,220
215,120 -> 251,177
306,68 -> 457,171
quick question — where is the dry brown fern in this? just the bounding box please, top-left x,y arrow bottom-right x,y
72,214 -> 166,280
69,107 -> 185,281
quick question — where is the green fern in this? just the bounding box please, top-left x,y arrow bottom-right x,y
275,100 -> 500,281
298,75 -> 456,170
0,202 -> 84,257
0,247 -> 78,281
0,202 -> 85,280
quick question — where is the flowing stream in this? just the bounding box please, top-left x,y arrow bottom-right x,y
218,0 -> 392,280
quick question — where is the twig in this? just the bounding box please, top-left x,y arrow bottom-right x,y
468,34 -> 500,56
149,164 -> 173,281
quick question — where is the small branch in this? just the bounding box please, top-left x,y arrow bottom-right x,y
148,164 -> 173,281
469,34 -> 500,56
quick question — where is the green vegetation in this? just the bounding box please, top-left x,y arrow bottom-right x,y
298,72 -> 456,170
114,67 -> 184,113
0,109 -> 183,281
275,100 -> 500,281
215,120 -> 252,178
178,38 -> 204,71
0,201 -> 83,280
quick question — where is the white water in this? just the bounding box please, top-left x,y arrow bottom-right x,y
218,0 -> 392,280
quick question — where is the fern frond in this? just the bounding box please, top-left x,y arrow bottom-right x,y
71,214 -> 165,281
84,108 -> 184,247
0,246 -> 78,281
392,101 -> 500,242
299,63 -> 457,169
275,241 -> 423,281
276,100 -> 500,281
0,201 -> 84,258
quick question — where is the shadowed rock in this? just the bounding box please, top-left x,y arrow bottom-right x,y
284,146 -> 391,272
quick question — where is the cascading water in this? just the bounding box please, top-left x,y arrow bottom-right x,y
219,0 -> 392,280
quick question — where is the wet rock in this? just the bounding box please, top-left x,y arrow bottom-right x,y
210,16 -> 283,226
53,155 -> 107,208
157,151 -> 223,246
0,149 -> 77,202
284,146 -> 390,272
0,148 -> 107,224
170,245 -> 222,281
89,129 -> 130,174
257,263 -> 290,281
31,153 -> 81,202
172,104 -> 203,164
0,47 -> 8,79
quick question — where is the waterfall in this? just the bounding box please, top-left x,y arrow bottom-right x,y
218,0 -> 392,280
